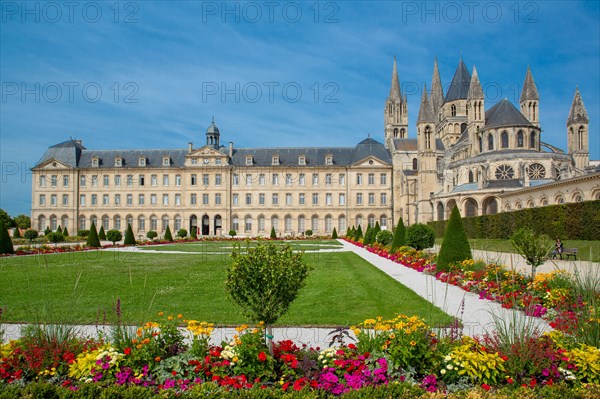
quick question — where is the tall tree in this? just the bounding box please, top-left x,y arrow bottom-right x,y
0,221 -> 15,254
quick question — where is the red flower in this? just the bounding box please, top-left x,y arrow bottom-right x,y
124,347 -> 132,355
482,383 -> 491,391
258,351 -> 267,362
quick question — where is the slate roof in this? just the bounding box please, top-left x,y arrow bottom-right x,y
484,99 -> 533,129
466,66 -> 484,100
392,138 -> 444,151
78,149 -> 191,168
232,138 -> 391,167
37,139 -> 86,168
452,183 -> 478,192
484,179 -> 523,189
445,59 -> 472,102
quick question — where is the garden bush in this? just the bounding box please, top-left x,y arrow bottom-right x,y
375,230 -> 393,246
177,229 -> 188,238
406,223 -> 435,250
123,223 -> 136,245
77,230 -> 89,238
164,226 -> 174,242
98,226 -> 106,240
305,230 -> 313,237
44,227 -> 51,236
147,230 -> 158,240
437,206 -> 472,272
62,227 -> 69,237
0,221 -> 14,255
23,229 -> 38,242
85,221 -> 101,248
229,229 -> 237,237
106,229 -> 122,245
12,227 -> 21,239
270,226 -> 277,239
332,227 -> 338,239
47,232 -> 65,244
391,218 -> 406,252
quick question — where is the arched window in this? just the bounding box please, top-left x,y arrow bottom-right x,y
50,215 -> 57,230
517,131 -> 524,147
338,215 -> 346,232
325,215 -> 332,232
284,215 -> 292,233
468,170 -> 474,183
162,215 -> 169,231
424,126 -> 432,150
379,215 -> 387,228
451,104 -> 456,116
61,215 -> 69,229
246,215 -> 253,232
114,215 -> 121,230
102,215 -> 109,231
138,215 -> 146,231
174,216 -> 182,231
311,215 -> 319,232
271,215 -> 279,231
368,215 -> 375,227
478,136 -> 483,152
501,131 -> 509,148
487,133 -> 494,150
412,158 -> 418,170
578,126 -> 585,149
298,215 -> 305,233
437,203 -> 444,221
400,128 -> 406,138
257,215 -> 265,232
530,131 -> 536,149
393,128 -> 398,138
356,215 -> 363,229
79,216 -> 86,230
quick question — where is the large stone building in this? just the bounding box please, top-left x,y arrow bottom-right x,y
30,57 -> 600,237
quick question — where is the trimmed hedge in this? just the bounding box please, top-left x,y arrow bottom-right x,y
430,200 -> 600,240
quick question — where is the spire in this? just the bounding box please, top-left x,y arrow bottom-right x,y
520,66 -> 539,102
467,65 -> 484,100
430,57 -> 444,113
418,84 -> 436,123
389,56 -> 401,101
445,58 -> 471,102
567,87 -> 589,125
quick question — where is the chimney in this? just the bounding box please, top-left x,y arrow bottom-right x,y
229,142 -> 233,157
188,142 -> 193,154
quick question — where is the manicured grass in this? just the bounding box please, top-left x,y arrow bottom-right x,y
434,238 -> 600,262
141,239 -> 343,253
0,246 -> 452,327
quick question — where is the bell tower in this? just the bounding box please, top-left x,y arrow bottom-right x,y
384,57 -> 408,148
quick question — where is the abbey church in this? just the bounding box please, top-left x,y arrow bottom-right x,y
30,58 -> 599,237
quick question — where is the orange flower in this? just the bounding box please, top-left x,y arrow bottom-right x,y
168,315 -> 173,321
155,356 -> 161,362
177,314 -> 183,319
136,344 -> 142,349
158,311 -> 164,316
132,339 -> 138,344
142,338 -> 151,344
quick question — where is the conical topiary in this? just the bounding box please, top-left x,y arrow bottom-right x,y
270,226 -> 277,239
62,227 -> 69,237
191,226 -> 197,239
124,223 -> 136,245
44,226 -> 52,236
13,226 -> 21,239
86,221 -> 101,248
347,226 -> 354,238
332,227 -> 338,239
437,206 -> 472,272
56,225 -> 62,234
374,222 -> 381,238
391,217 -> 406,252
98,226 -> 106,240
356,225 -> 363,241
164,225 -> 173,242
0,222 -> 15,254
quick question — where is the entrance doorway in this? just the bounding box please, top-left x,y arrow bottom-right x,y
214,215 -> 222,235
202,215 -> 210,236
190,215 -> 197,236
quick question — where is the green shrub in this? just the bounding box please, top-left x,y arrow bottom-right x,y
164,225 -> 174,241
437,206 -> 472,272
191,226 -> 197,239
406,223 -> 435,250
0,221 -> 14,255
56,225 -> 62,235
86,221 -> 101,248
270,226 -> 276,239
77,229 -> 89,238
24,229 -> 38,242
391,217 -> 406,252
305,229 -> 313,237
62,227 -> 69,237
363,225 -> 375,246
332,227 -> 338,239
48,232 -> 65,243
229,229 -> 237,237
106,229 -> 122,245
147,230 -> 158,240
177,228 -> 188,238
376,230 -> 393,246
98,226 -> 106,240
355,225 -> 363,240
123,223 -> 136,245
44,226 -> 51,236
12,227 -> 21,239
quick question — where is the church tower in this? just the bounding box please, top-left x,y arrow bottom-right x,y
430,57 -> 444,118
520,66 -> 540,127
384,57 -> 408,148
567,88 -> 590,171
416,84 -> 437,223
466,66 -> 484,155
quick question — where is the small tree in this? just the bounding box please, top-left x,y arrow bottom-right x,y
363,225 -> 374,246
164,226 -> 174,241
107,229 -> 123,245
78,230 -> 90,238
124,223 -> 136,245
0,209 -> 14,229
406,223 -> 435,250
226,243 -> 311,351
13,214 -> 31,229
511,228 -> 553,277
86,221 -> 101,248
229,229 -> 237,237
374,222 -> 381,238
56,225 -> 63,235
270,226 -> 277,239
147,230 -> 158,241
24,229 -> 38,242
376,230 -> 393,246
48,232 -> 65,244
355,225 -> 363,241
347,226 -> 355,238
191,226 -> 197,239
0,222 -> 15,255
177,229 -> 188,238
44,226 -> 52,236
62,227 -> 69,237
98,226 -> 106,240
391,218 -> 406,252
331,227 -> 338,239
305,229 -> 313,237
13,227 -> 21,239
437,206 -> 472,272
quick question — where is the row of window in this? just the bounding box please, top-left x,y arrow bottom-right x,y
231,214 -> 388,233
232,192 -> 387,206
91,155 -> 175,168
244,154 -> 335,166
39,172 -> 389,189
478,130 -> 537,152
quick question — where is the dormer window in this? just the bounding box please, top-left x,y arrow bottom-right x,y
162,156 -> 170,166
91,157 -> 99,167
139,157 -> 146,167
246,156 -> 253,166
272,155 -> 279,166
325,155 -> 333,165
298,156 -> 306,165
115,157 -> 122,167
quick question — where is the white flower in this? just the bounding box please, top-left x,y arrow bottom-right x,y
441,369 -> 447,375
444,355 -> 452,362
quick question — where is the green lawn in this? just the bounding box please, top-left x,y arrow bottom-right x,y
0,245 -> 452,328
435,238 -> 600,262
141,239 -> 343,253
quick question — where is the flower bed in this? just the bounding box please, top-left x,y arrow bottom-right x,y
1,312 -> 599,396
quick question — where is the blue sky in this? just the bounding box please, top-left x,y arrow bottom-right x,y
1,1 -> 599,216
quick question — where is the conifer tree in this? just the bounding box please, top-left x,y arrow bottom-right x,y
374,222 -> 381,237
98,226 -> 106,240
191,226 -> 197,239
124,223 -> 136,245
270,226 -> 277,239
363,225 -> 373,245
62,227 -> 69,237
356,225 -> 363,240
437,207 -> 472,271
164,225 -> 174,242
332,227 -> 338,239
44,226 -> 51,236
56,225 -> 63,235
391,217 -> 406,252
13,226 -> 21,239
0,222 -> 15,254
86,221 -> 101,248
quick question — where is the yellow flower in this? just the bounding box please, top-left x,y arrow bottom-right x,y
168,315 -> 173,321
410,341 -> 417,346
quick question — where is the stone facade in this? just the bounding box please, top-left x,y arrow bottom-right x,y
30,57 -> 599,237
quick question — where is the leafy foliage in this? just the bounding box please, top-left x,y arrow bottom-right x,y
0,208 -> 14,228
44,226 -> 52,236
305,229 -> 313,237
13,226 -> 21,238
0,221 -> 15,254
77,230 -> 89,238
86,221 -> 101,248
332,227 -> 338,239
355,224 -> 363,241
123,223 -> 136,245
98,226 -> 106,240
24,229 -> 38,241
270,226 -> 276,239
190,226 -> 197,239
406,223 -> 435,250
147,230 -> 158,240
511,227 -> 553,277
225,242 -> 311,325
229,229 -> 237,237
106,229 -> 122,244
376,230 -> 393,246
437,206 -> 472,272
13,214 -> 31,229
62,227 -> 69,237
391,218 -> 407,252
177,229 -> 188,238
164,226 -> 174,242
48,232 -> 65,243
